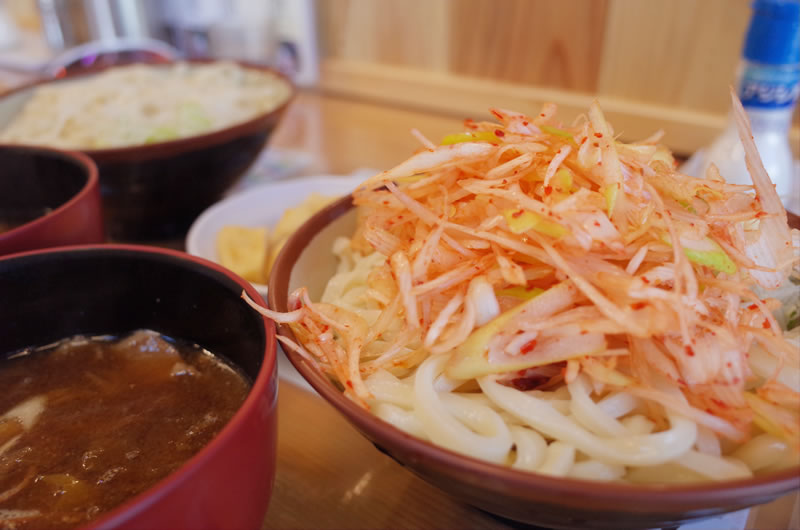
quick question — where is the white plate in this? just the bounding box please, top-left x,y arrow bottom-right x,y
185,174 -> 366,297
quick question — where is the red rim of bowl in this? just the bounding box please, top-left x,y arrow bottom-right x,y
0,243 -> 277,528
0,59 -> 295,163
0,144 -> 99,244
268,194 -> 800,514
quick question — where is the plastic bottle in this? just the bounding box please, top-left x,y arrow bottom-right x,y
685,0 -> 800,211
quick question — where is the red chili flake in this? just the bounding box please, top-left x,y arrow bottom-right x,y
397,215 -> 404,220
593,221 -> 601,227
491,110 -> 504,120
464,118 -> 478,129
755,211 -> 766,218
502,179 -> 508,185
597,161 -> 602,166
544,186 -> 553,196
540,113 -> 546,117
762,320 -> 770,329
726,362 -> 732,368
382,200 -> 389,205
684,345 -> 695,357
512,209 -> 524,218
580,137 -> 588,145
641,277 -> 650,284
594,132 -> 603,138
520,340 -> 537,354
631,302 -> 647,310
710,398 -> 728,409
748,304 -> 758,310
522,121 -> 529,126
495,129 -> 505,137
593,142 -> 600,147
346,380 -> 354,389
580,330 -> 588,335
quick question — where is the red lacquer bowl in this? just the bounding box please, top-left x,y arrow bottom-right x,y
0,144 -> 104,255
0,245 -> 278,529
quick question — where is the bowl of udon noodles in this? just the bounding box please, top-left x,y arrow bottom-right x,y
0,60 -> 294,241
262,99 -> 800,529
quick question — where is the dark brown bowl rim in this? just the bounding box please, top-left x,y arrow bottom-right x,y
0,244 -> 277,528
0,59 -> 295,163
268,193 -> 800,513
0,144 -> 99,244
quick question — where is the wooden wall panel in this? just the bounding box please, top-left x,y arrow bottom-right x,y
318,0 -> 450,70
446,0 -> 609,92
598,0 -> 750,114
316,0 -> 753,114
315,0 -> 799,154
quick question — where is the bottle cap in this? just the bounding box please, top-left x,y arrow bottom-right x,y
743,0 -> 800,65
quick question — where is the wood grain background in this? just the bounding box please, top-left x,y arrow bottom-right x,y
316,0 -> 799,156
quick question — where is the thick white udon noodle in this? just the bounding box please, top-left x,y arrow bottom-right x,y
321,237 -> 796,483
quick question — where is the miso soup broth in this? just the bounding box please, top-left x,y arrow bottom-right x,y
0,330 -> 251,529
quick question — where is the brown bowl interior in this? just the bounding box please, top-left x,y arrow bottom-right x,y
0,60 -> 295,241
268,194 -> 800,530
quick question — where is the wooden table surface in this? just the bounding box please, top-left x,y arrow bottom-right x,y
265,378 -> 538,530
268,89 -> 467,176
258,91 -> 799,530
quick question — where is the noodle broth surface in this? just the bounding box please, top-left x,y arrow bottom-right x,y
0,330 -> 250,529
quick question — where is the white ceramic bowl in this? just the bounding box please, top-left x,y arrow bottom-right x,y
185,174 -> 366,297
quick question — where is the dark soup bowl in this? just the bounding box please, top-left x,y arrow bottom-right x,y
0,144 -> 103,255
0,245 -> 277,529
267,195 -> 800,530
0,60 -> 294,241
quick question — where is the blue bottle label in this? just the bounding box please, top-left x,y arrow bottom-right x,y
738,63 -> 800,109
